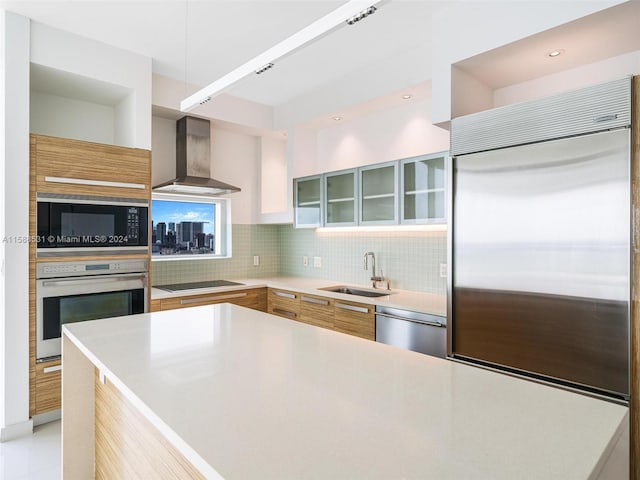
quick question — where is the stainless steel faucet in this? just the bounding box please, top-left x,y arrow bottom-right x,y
364,251 -> 384,288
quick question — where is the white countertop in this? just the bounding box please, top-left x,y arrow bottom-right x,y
63,304 -> 628,480
151,276 -> 447,317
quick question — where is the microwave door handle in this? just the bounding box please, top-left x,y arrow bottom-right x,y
41,274 -> 147,287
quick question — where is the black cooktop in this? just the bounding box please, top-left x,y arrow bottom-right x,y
156,280 -> 244,292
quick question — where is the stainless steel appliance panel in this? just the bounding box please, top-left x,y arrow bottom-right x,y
376,306 -> 446,358
36,259 -> 148,360
451,128 -> 630,398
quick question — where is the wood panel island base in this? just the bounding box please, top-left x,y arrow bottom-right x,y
62,304 -> 629,479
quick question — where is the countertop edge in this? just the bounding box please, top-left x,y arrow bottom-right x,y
151,276 -> 446,316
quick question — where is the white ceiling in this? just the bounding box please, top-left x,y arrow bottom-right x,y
3,0 -> 444,108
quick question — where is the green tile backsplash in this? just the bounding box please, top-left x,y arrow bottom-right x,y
278,225 -> 447,294
152,224 -> 447,294
152,224 -> 280,285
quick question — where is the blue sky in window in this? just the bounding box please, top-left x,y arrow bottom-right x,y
152,200 -> 215,235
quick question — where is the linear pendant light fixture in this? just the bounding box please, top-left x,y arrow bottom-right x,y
180,0 -> 382,112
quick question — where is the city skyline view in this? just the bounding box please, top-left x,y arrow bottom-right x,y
152,199 -> 217,255
152,200 -> 215,235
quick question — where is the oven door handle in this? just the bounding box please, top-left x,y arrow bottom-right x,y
41,273 -> 147,287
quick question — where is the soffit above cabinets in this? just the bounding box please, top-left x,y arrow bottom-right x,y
454,1 -> 640,91
31,63 -> 131,106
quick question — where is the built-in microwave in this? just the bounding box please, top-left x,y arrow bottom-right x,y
37,194 -> 148,256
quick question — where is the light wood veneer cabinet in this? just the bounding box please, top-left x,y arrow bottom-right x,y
268,289 -> 374,341
29,134 -> 152,417
299,294 -> 334,330
32,134 -> 151,199
34,359 -> 62,415
153,288 -> 267,313
333,300 -> 375,340
267,288 -> 300,320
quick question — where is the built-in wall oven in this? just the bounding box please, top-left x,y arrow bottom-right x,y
36,193 -> 148,257
36,259 -> 148,361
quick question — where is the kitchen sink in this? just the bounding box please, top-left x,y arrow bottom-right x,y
319,285 -> 394,298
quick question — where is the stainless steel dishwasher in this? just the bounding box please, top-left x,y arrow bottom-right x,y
375,306 -> 446,358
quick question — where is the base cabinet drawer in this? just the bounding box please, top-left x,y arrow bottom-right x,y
267,288 -> 301,320
334,301 -> 375,340
34,360 -> 62,414
299,294 -> 334,330
158,288 -> 267,312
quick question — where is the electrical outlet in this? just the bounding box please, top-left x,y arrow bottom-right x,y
253,255 -> 260,266
439,263 -> 447,278
313,256 -> 322,268
303,255 -> 309,267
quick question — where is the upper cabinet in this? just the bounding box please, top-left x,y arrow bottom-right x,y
294,175 -> 323,228
32,134 -> 151,200
359,161 -> 398,225
324,169 -> 358,227
400,152 -> 446,224
294,152 -> 448,228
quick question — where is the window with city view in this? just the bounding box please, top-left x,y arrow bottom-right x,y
151,195 -> 230,258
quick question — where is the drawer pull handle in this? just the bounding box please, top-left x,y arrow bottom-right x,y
44,176 -> 146,190
335,303 -> 369,314
273,291 -> 296,299
273,308 -> 297,318
43,365 -> 62,374
301,296 -> 329,305
180,292 -> 247,305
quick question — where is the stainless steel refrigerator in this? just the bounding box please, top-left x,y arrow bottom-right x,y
448,77 -> 631,401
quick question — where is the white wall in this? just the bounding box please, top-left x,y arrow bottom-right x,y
211,128 -> 260,225
494,49 -> 640,107
1,10 -> 32,441
314,98 -> 449,174
431,1 -> 625,124
259,136 -> 287,215
151,116 -> 176,187
30,91 -> 115,144
29,21 -> 151,149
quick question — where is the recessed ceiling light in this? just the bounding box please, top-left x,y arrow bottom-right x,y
402,94 -> 412,100
547,49 -> 564,58
332,116 -> 343,121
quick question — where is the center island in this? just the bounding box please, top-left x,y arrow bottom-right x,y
62,303 -> 628,479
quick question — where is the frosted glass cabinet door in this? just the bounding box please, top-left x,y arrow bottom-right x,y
324,169 -> 357,226
400,152 -> 447,224
359,161 -> 398,225
294,175 -> 323,228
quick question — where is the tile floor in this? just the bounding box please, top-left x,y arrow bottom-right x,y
0,421 -> 60,480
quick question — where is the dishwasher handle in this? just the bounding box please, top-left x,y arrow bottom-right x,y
375,312 -> 444,328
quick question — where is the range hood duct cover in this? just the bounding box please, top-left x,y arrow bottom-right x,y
153,116 -> 241,195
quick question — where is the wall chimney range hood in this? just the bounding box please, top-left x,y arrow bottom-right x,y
153,116 -> 241,196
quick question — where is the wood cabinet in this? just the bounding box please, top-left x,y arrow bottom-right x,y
29,134 -> 152,417
269,289 -> 374,341
299,294 -> 334,330
334,300 -> 375,340
267,288 -> 300,320
34,359 -> 62,414
155,288 -> 267,312
32,134 -> 151,199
